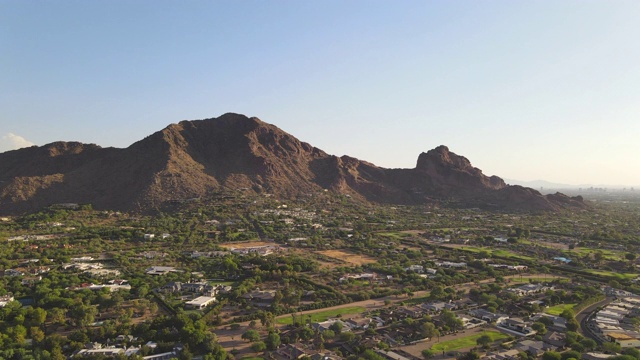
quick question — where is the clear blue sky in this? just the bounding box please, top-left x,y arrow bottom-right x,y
2,1 -> 639,186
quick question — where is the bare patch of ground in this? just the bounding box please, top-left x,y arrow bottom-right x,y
315,250 -> 376,265
219,241 -> 273,249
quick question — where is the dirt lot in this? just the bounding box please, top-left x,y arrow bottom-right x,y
316,250 -> 377,265
219,241 -> 274,249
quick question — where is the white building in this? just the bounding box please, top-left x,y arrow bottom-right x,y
185,296 -> 216,310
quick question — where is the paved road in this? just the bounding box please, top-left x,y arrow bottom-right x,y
577,296 -> 615,345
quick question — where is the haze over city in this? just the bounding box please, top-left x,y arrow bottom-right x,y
2,1 -> 639,186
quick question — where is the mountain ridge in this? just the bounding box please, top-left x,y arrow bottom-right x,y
0,113 -> 586,214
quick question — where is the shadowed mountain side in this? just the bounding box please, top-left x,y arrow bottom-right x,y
0,113 -> 586,214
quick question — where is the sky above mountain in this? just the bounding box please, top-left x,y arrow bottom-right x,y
2,1 -> 639,186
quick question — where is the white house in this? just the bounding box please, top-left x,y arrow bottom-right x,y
185,296 -> 216,310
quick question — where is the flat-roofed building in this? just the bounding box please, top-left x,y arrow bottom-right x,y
185,296 -> 216,310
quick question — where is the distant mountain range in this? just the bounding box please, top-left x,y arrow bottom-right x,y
0,113 -> 586,214
505,179 -> 637,191
505,179 -> 577,189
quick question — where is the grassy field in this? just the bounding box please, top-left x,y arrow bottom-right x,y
451,245 -> 534,261
430,331 -> 509,352
276,306 -> 366,325
568,248 -> 624,261
545,303 -> 577,315
508,276 -> 562,284
583,269 -> 637,280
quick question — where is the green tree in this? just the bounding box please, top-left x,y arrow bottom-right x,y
622,348 -> 640,359
442,309 -> 463,331
322,329 -> 336,339
531,322 -> 547,335
421,322 -> 439,340
340,332 -> 355,342
265,331 -> 281,350
422,349 -> 435,359
457,351 -> 480,360
30,327 -> 45,343
329,321 -> 344,334
299,327 -> 315,341
476,334 -> 493,348
565,318 -> 579,332
251,341 -> 267,352
541,351 -> 562,360
561,350 -> 581,360
602,341 -> 622,353
581,338 -> 597,351
361,349 -> 385,360
241,329 -> 260,342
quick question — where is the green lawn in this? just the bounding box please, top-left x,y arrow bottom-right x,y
430,331 -> 509,352
545,303 -> 577,316
276,306 -> 366,325
344,280 -> 370,287
569,248 -> 624,261
583,269 -> 637,281
454,246 -> 534,261
509,276 -> 562,284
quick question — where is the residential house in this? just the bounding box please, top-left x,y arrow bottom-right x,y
608,333 -> 640,348
4,269 -> 24,277
0,295 -> 15,307
311,319 -> 350,332
345,318 -> 374,330
275,343 -> 307,360
145,266 -> 177,276
498,318 -> 536,337
74,347 -> 126,357
404,265 -> 424,273
484,349 -> 520,360
513,340 -> 557,357
468,309 -> 508,323
21,276 -> 42,286
460,315 -> 486,329
375,350 -> 412,360
435,261 -> 467,268
543,331 -> 567,348
582,353 -> 619,360
142,352 -> 177,360
185,296 -> 216,310
242,290 -> 276,304
506,283 -> 552,297
531,313 -> 567,332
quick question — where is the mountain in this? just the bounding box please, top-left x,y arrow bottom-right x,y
0,113 -> 586,214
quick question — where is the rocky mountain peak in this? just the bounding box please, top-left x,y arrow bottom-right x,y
0,113 -> 586,214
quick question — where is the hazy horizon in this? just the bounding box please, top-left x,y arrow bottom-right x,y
2,1 -> 640,186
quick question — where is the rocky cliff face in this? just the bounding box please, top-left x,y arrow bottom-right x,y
0,113 -> 586,214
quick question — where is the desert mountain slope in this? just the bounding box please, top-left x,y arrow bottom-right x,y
0,113 -> 585,214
